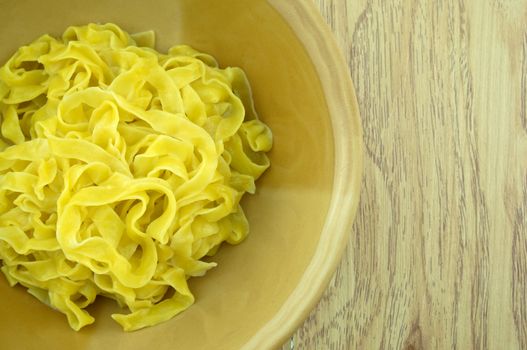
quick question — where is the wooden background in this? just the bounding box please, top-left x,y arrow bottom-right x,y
282,0 -> 527,349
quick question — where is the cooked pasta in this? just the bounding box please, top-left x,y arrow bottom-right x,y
0,23 -> 272,331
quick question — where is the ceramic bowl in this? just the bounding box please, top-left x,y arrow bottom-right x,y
0,0 -> 362,349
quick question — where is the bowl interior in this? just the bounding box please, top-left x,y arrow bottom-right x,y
0,0 -> 335,349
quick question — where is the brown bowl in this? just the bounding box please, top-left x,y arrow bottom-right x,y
0,0 -> 362,349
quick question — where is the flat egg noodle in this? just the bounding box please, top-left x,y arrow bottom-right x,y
0,23 -> 272,331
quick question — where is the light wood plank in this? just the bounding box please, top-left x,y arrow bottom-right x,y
283,0 -> 527,348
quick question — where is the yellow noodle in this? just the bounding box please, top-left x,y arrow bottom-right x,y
0,23 -> 272,331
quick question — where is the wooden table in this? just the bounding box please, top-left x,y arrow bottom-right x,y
283,0 -> 527,348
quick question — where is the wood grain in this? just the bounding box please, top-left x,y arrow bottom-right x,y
282,0 -> 527,349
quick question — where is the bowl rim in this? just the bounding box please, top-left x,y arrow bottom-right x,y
242,1 -> 364,348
